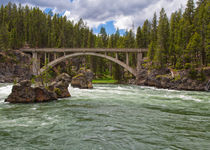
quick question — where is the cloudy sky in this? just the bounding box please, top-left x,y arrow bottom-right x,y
0,0 -> 194,34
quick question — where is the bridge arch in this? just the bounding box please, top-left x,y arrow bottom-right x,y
39,52 -> 137,76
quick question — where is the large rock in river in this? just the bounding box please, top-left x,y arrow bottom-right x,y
49,73 -> 71,98
5,80 -> 57,103
71,68 -> 93,89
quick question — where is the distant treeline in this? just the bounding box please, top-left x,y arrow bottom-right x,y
0,0 -> 209,80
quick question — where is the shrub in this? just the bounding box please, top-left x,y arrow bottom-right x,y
174,74 -> 181,81
189,68 -> 198,79
184,63 -> 191,69
175,59 -> 183,69
197,69 -> 206,82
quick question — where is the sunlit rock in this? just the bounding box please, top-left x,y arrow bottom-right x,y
49,73 -> 71,98
71,68 -> 93,89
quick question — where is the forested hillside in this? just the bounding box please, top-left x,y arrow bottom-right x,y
0,0 -> 209,81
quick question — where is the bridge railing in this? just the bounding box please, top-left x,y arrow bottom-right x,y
20,48 -> 148,53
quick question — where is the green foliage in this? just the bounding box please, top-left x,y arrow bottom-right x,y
184,63 -> 192,69
197,69 -> 206,81
141,20 -> 151,48
185,32 -> 202,65
0,24 -> 9,50
189,67 -> 206,81
189,68 -> 198,79
154,8 -> 170,67
13,78 -> 17,85
174,74 -> 181,81
147,42 -> 156,61
35,66 -> 54,87
136,26 -> 143,48
54,88 -> 61,95
175,58 -> 183,69
92,79 -> 118,84
31,77 -> 35,85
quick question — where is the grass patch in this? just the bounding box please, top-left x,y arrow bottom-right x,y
92,79 -> 118,84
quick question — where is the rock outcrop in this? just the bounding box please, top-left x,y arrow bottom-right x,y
71,68 -> 94,89
5,80 -> 57,103
49,73 -> 71,98
5,73 -> 72,103
0,50 -> 32,83
136,68 -> 210,91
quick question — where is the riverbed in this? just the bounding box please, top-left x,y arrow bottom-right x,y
0,83 -> 210,150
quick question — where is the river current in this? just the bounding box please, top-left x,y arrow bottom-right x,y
0,83 -> 210,150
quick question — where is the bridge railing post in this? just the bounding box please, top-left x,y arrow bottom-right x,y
126,52 -> 129,66
44,52 -> 47,65
54,53 -> 57,60
115,53 -> 118,59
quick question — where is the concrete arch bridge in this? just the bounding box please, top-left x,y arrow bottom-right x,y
20,48 -> 148,78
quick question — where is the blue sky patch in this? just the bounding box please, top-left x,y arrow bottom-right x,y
44,8 -> 66,18
93,21 -> 125,35
44,8 -> 53,16
58,11 -> 66,17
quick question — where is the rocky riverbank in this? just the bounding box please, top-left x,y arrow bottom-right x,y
135,67 -> 210,91
0,50 -> 32,83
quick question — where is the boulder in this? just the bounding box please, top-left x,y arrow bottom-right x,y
49,73 -> 71,98
5,80 -> 58,103
71,68 -> 93,89
19,80 -> 31,87
34,87 -> 57,102
5,84 -> 36,103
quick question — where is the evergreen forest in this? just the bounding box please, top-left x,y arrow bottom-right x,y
0,0 -> 209,81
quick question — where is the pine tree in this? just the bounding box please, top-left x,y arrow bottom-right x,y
186,32 -> 202,66
0,5 -> 4,25
184,0 -> 195,25
136,26 -> 143,48
154,8 -> 170,67
148,13 -> 157,61
193,0 -> 210,65
169,12 -> 177,66
141,19 -> 151,48
87,29 -> 95,48
0,24 -> 9,50
182,0 -> 195,49
100,27 -> 108,48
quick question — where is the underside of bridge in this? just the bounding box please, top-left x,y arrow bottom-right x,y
21,48 -> 147,78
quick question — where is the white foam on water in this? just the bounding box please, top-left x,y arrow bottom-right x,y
179,95 -> 202,102
0,84 -> 13,102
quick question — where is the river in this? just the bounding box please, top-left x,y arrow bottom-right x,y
0,83 -> 210,150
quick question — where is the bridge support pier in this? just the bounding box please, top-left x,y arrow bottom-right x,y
32,52 -> 40,76
137,52 -> 143,73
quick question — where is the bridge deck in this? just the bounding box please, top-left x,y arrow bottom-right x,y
20,48 -> 148,53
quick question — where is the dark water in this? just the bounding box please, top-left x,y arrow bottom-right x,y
0,84 -> 210,150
